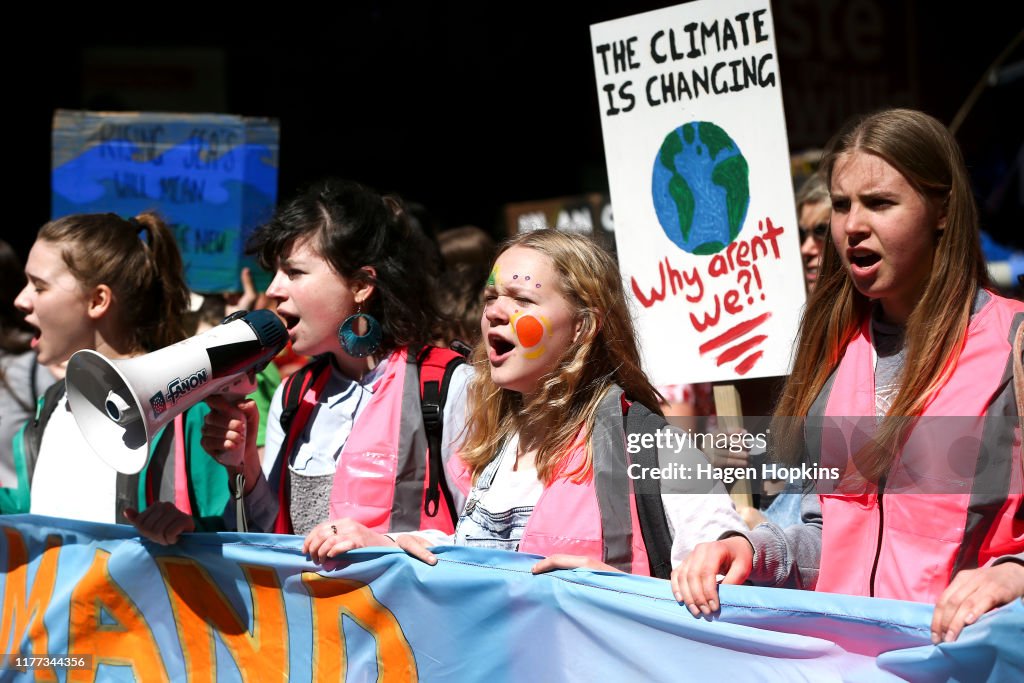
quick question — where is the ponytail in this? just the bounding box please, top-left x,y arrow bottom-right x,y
38,211 -> 190,353
132,211 -> 189,349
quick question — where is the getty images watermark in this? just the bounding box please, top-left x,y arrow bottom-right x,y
625,426 -> 840,485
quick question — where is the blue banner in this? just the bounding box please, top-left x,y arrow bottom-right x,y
1,515 -> 1020,681
51,110 -> 279,293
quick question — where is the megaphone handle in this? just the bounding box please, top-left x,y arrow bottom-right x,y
234,472 -> 248,533
223,369 -> 259,401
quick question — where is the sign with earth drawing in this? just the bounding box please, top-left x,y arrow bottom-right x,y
591,0 -> 805,386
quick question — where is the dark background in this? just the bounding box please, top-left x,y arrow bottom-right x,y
6,0 -> 1022,261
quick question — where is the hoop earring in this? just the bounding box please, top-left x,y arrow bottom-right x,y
338,305 -> 382,358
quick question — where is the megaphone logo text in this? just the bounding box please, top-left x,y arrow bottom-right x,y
165,369 -> 210,407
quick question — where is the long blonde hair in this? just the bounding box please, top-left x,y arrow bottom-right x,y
460,230 -> 662,484
774,109 -> 988,480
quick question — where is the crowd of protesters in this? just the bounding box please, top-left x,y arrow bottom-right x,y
1,108 -> 1021,645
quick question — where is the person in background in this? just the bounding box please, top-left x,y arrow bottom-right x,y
741,172 -> 835,529
796,172 -> 831,293
436,226 -> 497,349
0,240 -> 56,487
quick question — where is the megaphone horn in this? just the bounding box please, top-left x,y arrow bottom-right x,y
66,309 -> 287,474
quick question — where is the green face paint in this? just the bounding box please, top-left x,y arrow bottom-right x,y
486,265 -> 498,288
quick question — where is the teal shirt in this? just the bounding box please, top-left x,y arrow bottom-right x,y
1,394 -> 230,531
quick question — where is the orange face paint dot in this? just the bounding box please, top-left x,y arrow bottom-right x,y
515,315 -> 545,348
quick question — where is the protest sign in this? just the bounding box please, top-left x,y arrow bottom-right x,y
591,0 -> 804,385
504,193 -> 615,252
51,110 -> 279,293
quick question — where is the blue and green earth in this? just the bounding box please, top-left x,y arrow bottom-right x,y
651,121 -> 749,255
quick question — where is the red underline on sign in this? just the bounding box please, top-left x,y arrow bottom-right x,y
716,335 -> 767,366
736,351 -> 765,375
698,312 -> 771,355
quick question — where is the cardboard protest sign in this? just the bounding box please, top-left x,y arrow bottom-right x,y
51,110 -> 279,293
505,193 -> 615,252
591,0 -> 804,385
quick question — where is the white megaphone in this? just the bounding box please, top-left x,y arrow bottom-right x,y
65,309 -> 287,474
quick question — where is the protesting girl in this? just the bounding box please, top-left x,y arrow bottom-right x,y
1,212 -> 230,536
304,229 -> 744,575
199,178 -> 472,537
674,109 -> 1024,643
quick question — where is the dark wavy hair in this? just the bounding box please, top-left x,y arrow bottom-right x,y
249,178 -> 443,353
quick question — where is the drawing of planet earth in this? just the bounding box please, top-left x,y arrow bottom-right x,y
651,121 -> 749,255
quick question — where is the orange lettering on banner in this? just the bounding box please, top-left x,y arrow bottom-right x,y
157,558 -> 287,682
0,528 -> 61,682
67,549 -> 169,682
301,573 -> 417,681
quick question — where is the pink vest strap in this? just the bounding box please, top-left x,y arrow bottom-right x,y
329,351 -> 407,530
328,349 -> 456,534
172,413 -> 192,515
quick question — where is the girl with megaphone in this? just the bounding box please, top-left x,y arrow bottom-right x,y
1,212 -> 231,536
194,178 -> 473,539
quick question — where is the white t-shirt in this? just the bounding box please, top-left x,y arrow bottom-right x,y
30,394 -> 119,523
405,428 -> 745,567
468,434 -> 543,513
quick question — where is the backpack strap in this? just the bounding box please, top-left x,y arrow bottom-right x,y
270,355 -> 331,534
279,356 -> 330,437
1013,313 -> 1023,433
624,401 -> 674,580
414,345 -> 466,525
22,380 -> 66,485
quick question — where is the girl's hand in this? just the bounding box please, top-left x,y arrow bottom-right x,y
931,562 -> 1024,643
302,518 -> 395,564
739,506 -> 768,529
202,396 -> 260,489
705,427 -> 753,470
671,536 -> 753,616
395,535 -> 439,565
125,503 -> 195,545
531,554 -> 620,574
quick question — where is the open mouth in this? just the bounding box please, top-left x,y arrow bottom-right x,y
25,323 -> 40,349
850,252 -> 881,269
279,313 -> 299,331
489,337 -> 514,359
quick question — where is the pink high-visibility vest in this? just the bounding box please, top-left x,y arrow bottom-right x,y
451,388 -> 652,575
815,293 -> 1023,602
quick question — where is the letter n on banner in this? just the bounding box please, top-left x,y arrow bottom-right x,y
157,558 -> 287,682
301,573 -> 417,681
